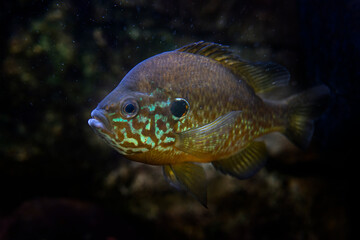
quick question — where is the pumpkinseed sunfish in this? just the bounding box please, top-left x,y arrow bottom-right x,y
88,41 -> 329,206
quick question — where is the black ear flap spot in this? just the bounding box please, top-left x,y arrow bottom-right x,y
170,98 -> 190,119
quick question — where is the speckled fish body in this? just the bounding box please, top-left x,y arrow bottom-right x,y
88,42 -> 328,206
94,50 -> 281,164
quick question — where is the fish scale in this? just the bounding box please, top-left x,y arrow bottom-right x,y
88,41 -> 329,206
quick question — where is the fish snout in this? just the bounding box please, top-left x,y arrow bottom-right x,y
88,109 -> 112,133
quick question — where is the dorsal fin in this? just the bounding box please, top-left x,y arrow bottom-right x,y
176,41 -> 290,93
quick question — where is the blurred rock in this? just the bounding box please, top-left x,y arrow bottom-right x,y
0,198 -> 142,240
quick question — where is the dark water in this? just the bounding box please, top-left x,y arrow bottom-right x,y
0,0 -> 357,239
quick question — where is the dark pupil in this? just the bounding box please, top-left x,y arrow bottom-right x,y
171,100 -> 188,118
124,103 -> 135,113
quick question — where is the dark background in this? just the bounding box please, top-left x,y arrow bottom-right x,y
0,0 -> 358,239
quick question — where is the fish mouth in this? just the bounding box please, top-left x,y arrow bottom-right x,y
88,109 -> 112,134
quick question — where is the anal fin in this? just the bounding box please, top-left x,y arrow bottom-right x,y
212,141 -> 267,179
163,163 -> 207,207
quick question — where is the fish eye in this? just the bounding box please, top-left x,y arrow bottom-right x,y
121,99 -> 139,118
170,98 -> 190,119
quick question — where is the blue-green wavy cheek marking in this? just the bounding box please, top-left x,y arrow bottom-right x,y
111,117 -> 150,154
110,99 -> 177,155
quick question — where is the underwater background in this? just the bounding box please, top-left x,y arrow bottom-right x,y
0,0 -> 358,239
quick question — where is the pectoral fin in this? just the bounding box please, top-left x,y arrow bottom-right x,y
175,111 -> 242,158
163,163 -> 207,207
212,141 -> 267,179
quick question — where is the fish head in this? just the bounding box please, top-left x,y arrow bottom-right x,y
88,67 -> 191,164
88,91 -> 145,154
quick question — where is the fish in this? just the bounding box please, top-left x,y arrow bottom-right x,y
88,41 -> 329,206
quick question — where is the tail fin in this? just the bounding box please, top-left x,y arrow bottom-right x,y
285,85 -> 330,149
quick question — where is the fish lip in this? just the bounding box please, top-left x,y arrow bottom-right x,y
88,109 -> 112,133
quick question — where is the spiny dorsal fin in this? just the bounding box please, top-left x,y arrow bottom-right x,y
177,41 -> 290,93
212,141 -> 267,179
